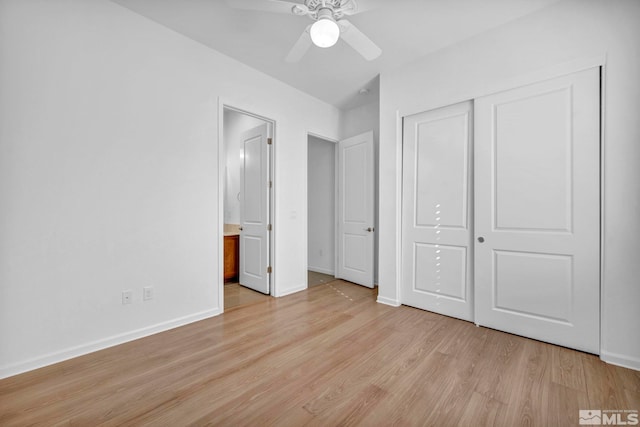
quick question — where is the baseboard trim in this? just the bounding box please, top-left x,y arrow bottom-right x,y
307,266 -> 334,276
376,296 -> 401,307
0,307 -> 223,380
276,284 -> 306,298
600,350 -> 640,371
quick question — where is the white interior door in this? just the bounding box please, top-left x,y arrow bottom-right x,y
474,67 -> 600,353
337,130 -> 374,288
239,123 -> 270,294
401,101 -> 474,321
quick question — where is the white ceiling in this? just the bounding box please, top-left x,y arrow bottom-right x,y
111,0 -> 561,110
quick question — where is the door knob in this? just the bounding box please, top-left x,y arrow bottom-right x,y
365,227 -> 374,232
477,237 -> 485,243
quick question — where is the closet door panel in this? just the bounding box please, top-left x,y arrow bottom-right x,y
401,101 -> 474,321
474,67 -> 600,353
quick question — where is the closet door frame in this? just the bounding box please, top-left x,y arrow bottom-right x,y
394,56 -> 606,355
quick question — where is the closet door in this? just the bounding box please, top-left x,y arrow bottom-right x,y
474,68 -> 600,353
401,101 -> 474,321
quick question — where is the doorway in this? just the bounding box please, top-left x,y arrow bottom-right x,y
222,107 -> 274,309
307,134 -> 337,283
307,131 -> 376,289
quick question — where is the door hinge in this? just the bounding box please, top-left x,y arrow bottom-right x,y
267,266 -> 272,274
267,224 -> 272,231
269,180 -> 272,188
267,138 -> 272,145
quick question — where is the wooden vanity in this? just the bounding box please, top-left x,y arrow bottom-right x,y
224,224 -> 240,282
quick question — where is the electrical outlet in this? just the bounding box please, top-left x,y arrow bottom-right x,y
122,290 -> 133,305
143,286 -> 154,301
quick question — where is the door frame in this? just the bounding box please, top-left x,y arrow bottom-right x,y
306,132 -> 339,279
218,101 -> 276,308
394,56 -> 607,354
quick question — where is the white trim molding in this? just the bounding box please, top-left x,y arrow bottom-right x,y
377,296 -> 401,307
308,266 -> 335,276
601,351 -> 640,372
0,308 -> 222,380
275,284 -> 307,298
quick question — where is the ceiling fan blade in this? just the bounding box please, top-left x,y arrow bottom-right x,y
225,0 -> 308,15
339,0 -> 386,15
285,25 -> 312,62
338,20 -> 381,60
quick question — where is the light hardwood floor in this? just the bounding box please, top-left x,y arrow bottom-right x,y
308,270 -> 335,287
1,280 -> 638,426
224,282 -> 270,310
224,270 -> 334,311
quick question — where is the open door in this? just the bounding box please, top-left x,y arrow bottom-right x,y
337,130 -> 375,288
239,123 -> 271,294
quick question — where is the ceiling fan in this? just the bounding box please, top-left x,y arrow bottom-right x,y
226,0 -> 382,62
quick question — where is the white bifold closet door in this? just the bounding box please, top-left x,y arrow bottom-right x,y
401,101 -> 474,321
474,67 -> 600,354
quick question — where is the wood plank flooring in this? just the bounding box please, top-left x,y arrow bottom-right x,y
1,279 -> 638,426
307,271 -> 335,287
224,270 -> 333,311
224,282 -> 270,310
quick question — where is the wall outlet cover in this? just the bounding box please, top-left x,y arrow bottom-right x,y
122,290 -> 133,305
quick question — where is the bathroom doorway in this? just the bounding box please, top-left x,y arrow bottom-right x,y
222,106 -> 274,309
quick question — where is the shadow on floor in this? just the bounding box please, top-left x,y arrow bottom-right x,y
308,270 -> 335,287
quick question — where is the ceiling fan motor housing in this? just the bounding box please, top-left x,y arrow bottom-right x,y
304,0 -> 351,19
316,7 -> 335,21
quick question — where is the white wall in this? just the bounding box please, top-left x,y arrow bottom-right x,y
378,0 -> 640,369
307,136 -> 336,275
341,100 -> 380,142
0,0 -> 340,378
341,98 -> 380,283
223,110 -> 265,225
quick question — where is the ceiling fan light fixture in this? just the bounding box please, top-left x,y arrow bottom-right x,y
310,15 -> 340,48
